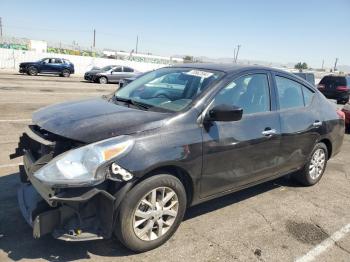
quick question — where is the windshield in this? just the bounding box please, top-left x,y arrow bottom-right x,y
115,67 -> 225,112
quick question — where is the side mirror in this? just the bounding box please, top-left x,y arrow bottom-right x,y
206,104 -> 243,122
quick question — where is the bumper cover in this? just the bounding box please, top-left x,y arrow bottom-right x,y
17,152 -> 133,241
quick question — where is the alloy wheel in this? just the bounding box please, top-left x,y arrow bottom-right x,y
133,187 -> 179,241
309,148 -> 326,180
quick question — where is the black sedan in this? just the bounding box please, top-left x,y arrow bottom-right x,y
11,64 -> 345,252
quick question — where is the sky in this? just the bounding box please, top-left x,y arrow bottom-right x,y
1,0 -> 350,68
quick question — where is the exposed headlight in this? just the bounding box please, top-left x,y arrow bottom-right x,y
33,135 -> 134,187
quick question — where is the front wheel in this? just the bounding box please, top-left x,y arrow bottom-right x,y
99,76 -> 108,84
27,66 -> 38,76
115,174 -> 187,252
293,142 -> 328,186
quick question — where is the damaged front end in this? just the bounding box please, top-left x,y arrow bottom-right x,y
11,125 -> 134,241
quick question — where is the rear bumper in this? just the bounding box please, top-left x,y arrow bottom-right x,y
19,67 -> 26,73
17,152 -> 132,241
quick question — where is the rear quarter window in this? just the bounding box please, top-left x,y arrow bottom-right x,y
275,76 -> 304,110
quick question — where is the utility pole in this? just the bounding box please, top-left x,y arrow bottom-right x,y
0,17 -> 3,38
135,35 -> 139,54
334,58 -> 338,72
235,44 -> 241,63
93,29 -> 96,48
233,46 -> 236,63
321,59 -> 324,70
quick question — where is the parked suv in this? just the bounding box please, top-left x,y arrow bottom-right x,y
11,64 -> 345,252
318,75 -> 350,104
92,66 -> 138,84
19,58 -> 75,77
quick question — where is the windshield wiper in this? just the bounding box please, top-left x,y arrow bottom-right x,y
114,96 -> 151,110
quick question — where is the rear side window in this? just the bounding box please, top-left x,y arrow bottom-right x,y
320,76 -> 346,86
276,76 -> 304,109
123,67 -> 134,72
302,86 -> 315,106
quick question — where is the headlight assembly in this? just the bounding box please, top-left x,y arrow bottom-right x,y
33,135 -> 134,187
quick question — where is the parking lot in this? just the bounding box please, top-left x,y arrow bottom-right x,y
0,71 -> 349,262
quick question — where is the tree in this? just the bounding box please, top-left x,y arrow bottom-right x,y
183,55 -> 194,63
294,62 -> 308,70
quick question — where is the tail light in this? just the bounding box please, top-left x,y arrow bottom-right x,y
337,109 -> 345,120
317,84 -> 325,89
336,86 -> 349,91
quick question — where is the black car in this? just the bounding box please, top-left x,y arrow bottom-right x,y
19,58 -> 75,77
11,64 -> 345,252
318,75 -> 350,104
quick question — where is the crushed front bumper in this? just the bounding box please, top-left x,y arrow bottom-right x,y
17,152 -> 132,241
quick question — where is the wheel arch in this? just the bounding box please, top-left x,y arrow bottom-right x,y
318,138 -> 332,159
133,165 -> 194,207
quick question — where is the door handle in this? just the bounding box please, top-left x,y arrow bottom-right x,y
262,128 -> 277,136
313,121 -> 322,127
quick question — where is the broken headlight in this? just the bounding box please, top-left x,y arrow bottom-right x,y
33,135 -> 134,187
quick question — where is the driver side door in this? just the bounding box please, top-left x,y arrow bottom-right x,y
200,71 -> 282,198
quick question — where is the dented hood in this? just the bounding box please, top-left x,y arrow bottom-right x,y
32,98 -> 170,143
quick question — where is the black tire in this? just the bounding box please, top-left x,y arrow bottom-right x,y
99,76 -> 108,84
27,66 -> 38,76
293,142 -> 328,186
115,174 -> 187,252
61,69 -> 70,77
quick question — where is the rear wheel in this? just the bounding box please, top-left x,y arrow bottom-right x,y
293,142 -> 328,186
27,66 -> 38,76
99,76 -> 108,84
61,69 -> 70,77
115,174 -> 187,252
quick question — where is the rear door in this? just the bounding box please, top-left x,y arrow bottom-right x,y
109,66 -> 123,82
273,73 -> 320,174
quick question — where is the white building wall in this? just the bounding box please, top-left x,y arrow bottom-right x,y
0,48 -> 168,75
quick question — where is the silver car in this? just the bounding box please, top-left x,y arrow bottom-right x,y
93,66 -> 138,84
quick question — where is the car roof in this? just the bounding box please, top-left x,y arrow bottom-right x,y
171,63 -> 286,74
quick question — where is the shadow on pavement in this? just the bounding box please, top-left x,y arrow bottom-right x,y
0,172 -> 300,261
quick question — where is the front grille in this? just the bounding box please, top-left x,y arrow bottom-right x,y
10,125 -> 83,162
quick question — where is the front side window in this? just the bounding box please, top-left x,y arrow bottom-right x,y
115,67 -> 224,112
212,74 -> 270,115
276,76 -> 304,110
113,67 -> 122,72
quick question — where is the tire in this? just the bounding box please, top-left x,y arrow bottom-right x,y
61,69 -> 70,77
115,174 -> 187,252
99,76 -> 108,84
27,66 -> 38,76
293,142 -> 328,186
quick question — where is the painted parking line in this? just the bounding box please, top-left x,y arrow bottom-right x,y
0,163 -> 22,169
0,119 -> 31,122
295,223 -> 350,262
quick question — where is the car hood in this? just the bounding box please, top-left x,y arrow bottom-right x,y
20,62 -> 36,66
85,69 -> 102,75
32,98 -> 171,143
